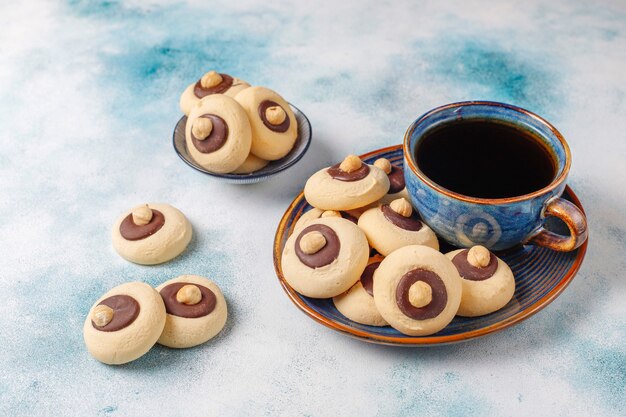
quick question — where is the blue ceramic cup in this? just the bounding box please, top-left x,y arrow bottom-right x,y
403,101 -> 588,251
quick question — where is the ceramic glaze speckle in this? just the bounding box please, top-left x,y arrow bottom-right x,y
1,0 -> 625,416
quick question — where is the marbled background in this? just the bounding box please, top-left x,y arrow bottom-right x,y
0,1 -> 624,416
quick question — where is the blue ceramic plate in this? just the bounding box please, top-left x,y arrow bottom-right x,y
173,104 -> 312,184
273,145 -> 588,346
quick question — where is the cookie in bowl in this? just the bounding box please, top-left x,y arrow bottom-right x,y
180,70 -> 250,116
112,203 -> 192,265
83,282 -> 166,365
185,94 -> 252,174
156,275 -> 228,348
358,198 -> 439,255
304,155 -> 390,211
332,254 -> 387,326
446,245 -> 515,317
373,245 -> 462,336
281,217 -> 369,298
235,86 -> 298,161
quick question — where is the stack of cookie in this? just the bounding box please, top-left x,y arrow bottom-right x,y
281,155 -> 516,336
179,70 -> 298,174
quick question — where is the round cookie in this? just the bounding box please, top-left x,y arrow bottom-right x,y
83,282 -> 166,365
156,275 -> 228,348
230,153 -> 269,174
180,70 -> 250,116
333,255 -> 387,326
446,246 -> 515,317
304,155 -> 390,211
281,217 -> 369,298
373,158 -> 411,204
358,198 -> 439,255
112,203 -> 192,265
373,245 -> 462,336
234,86 -> 298,160
185,94 -> 252,174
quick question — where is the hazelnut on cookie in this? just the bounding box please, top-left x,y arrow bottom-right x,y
111,203 -> 192,265
180,70 -> 250,116
281,217 -> 369,298
358,198 -> 439,255
83,282 -> 166,365
445,245 -> 515,317
304,155 -> 390,211
156,275 -> 228,348
234,86 -> 298,161
373,157 -> 411,203
373,245 -> 462,336
185,94 -> 252,174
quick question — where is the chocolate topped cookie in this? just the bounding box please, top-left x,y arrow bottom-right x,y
180,70 -> 250,116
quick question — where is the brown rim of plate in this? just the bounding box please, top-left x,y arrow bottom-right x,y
402,101 -> 572,206
273,144 -> 587,346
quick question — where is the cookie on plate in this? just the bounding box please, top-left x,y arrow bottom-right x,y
292,209 -> 358,233
373,157 -> 410,204
358,198 -> 438,255
112,203 -> 192,265
180,70 -> 250,116
373,245 -> 462,336
156,275 -> 228,348
235,86 -> 298,161
332,254 -> 387,326
281,217 -> 369,298
83,282 -> 166,365
446,246 -> 515,317
185,94 -> 252,174
304,155 -> 390,211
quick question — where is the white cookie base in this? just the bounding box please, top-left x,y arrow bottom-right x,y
83,282 -> 166,365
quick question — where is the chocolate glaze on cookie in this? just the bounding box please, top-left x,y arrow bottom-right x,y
388,165 -> 405,194
340,211 -> 359,224
92,295 -> 140,332
360,261 -> 381,297
258,100 -> 291,133
451,249 -> 498,281
159,282 -> 217,318
193,73 -> 234,98
119,209 -> 165,241
327,163 -> 370,182
381,204 -> 422,232
395,269 -> 447,320
295,224 -> 341,268
191,114 -> 229,153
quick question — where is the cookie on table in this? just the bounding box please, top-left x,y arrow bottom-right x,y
333,254 -> 387,326
446,246 -> 515,317
235,86 -> 298,161
230,153 -> 269,174
185,94 -> 252,174
373,245 -> 462,336
373,157 -> 410,204
112,203 -> 192,265
83,282 -> 166,365
358,198 -> 439,255
281,217 -> 369,298
304,155 -> 390,211
180,70 -> 250,116
156,275 -> 228,348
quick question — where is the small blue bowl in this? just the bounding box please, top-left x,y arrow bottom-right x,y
173,103 -> 312,184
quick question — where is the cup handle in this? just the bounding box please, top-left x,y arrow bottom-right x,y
526,197 -> 588,251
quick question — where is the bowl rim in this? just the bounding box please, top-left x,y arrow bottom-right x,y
172,103 -> 312,182
273,144 -> 588,346
402,101 -> 572,205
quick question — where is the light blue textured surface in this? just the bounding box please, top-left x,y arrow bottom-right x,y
0,1 -> 624,416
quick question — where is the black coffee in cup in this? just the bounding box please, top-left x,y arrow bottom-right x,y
415,120 -> 556,199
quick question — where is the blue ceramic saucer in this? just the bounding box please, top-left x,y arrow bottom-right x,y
273,145 -> 588,346
173,103 -> 312,184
